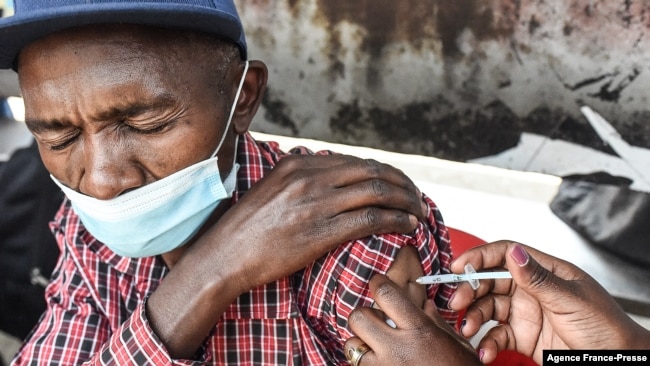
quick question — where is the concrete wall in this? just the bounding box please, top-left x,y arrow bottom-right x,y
236,0 -> 650,176
2,1 -> 650,183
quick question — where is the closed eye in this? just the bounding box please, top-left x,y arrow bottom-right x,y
124,119 -> 176,135
45,130 -> 81,151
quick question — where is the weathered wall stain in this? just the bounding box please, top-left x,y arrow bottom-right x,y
312,0 -> 519,84
590,68 -> 641,102
314,0 -> 438,85
315,0 -> 518,58
558,68 -> 642,102
261,87 -> 299,135
330,98 -> 617,162
236,0 -> 650,171
316,1 -> 434,53
330,98 -> 521,160
435,0 -> 519,58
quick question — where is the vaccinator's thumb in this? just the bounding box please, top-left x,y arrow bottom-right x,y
505,244 -> 574,307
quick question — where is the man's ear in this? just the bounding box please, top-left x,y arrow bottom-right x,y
232,60 -> 268,134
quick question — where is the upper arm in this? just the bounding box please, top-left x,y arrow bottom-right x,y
384,245 -> 426,309
294,193 -> 456,363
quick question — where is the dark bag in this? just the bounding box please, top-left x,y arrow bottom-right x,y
550,178 -> 650,267
0,141 -> 62,340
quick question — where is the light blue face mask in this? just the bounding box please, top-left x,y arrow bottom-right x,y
51,61 -> 249,258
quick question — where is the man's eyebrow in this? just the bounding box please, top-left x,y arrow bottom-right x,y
91,94 -> 178,122
24,118 -> 71,134
24,94 -> 179,133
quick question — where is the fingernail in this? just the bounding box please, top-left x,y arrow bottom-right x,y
409,214 -> 417,227
511,244 -> 529,266
478,349 -> 485,362
420,200 -> 428,216
447,292 -> 456,310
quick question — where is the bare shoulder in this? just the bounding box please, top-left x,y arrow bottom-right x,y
385,245 -> 426,309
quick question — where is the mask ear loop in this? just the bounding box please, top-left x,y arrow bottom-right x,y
211,60 -> 250,158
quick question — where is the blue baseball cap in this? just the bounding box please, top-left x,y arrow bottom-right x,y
0,0 -> 247,70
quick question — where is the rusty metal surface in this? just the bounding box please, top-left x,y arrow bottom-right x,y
236,0 -> 650,163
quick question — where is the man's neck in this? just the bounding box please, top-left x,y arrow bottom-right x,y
160,199 -> 232,268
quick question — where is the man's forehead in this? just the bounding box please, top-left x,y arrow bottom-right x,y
18,24 -> 218,77
25,24 -> 187,52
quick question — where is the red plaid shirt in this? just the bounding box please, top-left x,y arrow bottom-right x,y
12,133 -> 456,365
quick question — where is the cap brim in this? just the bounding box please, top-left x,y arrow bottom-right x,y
0,3 -> 246,69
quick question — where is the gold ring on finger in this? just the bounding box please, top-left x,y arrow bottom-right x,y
347,343 -> 371,366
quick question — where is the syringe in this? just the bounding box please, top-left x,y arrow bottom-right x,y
416,263 -> 512,290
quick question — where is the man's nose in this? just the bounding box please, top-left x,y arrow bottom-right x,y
77,143 -> 143,200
